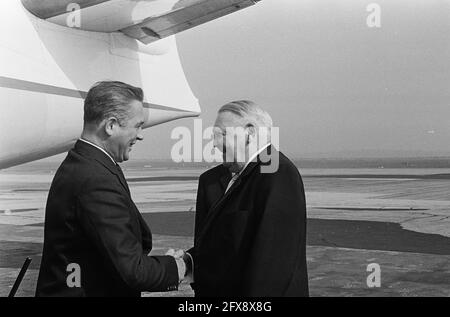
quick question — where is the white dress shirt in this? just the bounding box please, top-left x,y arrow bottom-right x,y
79,138 -> 116,164
225,143 -> 271,193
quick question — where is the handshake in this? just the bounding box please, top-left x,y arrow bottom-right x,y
165,248 -> 193,284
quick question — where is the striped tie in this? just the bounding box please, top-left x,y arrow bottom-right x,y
225,173 -> 239,194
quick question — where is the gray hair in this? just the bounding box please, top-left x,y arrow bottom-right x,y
218,100 -> 273,128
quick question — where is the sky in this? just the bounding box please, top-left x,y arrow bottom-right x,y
129,0 -> 450,160
49,0 -> 450,162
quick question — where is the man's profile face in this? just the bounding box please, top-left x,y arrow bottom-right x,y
109,99 -> 146,163
213,111 -> 248,173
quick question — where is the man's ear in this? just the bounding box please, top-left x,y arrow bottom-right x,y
104,117 -> 119,136
245,124 -> 256,144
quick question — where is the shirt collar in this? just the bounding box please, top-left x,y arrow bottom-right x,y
235,142 -> 271,177
78,138 -> 116,164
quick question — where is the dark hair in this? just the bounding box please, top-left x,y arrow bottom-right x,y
83,81 -> 144,125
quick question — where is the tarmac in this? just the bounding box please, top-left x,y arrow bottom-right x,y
1,167 -> 450,296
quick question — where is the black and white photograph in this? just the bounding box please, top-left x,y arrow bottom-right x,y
0,0 -> 449,300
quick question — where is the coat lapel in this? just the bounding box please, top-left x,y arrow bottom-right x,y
196,145 -> 277,245
74,140 -> 146,245
196,161 -> 260,245
74,140 -> 131,197
114,163 -> 131,196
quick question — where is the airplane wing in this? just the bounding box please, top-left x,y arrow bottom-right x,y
22,0 -> 261,44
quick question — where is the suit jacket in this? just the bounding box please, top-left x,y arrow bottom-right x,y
36,140 -> 179,297
188,146 -> 309,297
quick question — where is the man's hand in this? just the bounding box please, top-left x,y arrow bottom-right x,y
165,248 -> 193,283
165,248 -> 184,258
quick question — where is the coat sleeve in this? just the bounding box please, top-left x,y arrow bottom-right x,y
76,176 -> 179,292
136,210 -> 153,255
242,164 -> 308,296
187,174 -> 208,261
186,173 -> 209,290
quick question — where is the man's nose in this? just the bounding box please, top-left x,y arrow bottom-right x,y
137,131 -> 144,141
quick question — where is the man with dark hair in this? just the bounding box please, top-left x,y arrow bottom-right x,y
36,81 -> 189,297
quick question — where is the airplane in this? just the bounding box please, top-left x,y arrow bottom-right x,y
0,0 -> 261,169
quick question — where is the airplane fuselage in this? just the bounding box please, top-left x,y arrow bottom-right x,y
0,1 -> 200,169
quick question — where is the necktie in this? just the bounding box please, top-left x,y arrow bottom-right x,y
225,173 -> 239,194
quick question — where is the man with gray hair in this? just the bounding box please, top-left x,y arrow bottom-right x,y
36,81 -> 190,296
184,100 -> 309,296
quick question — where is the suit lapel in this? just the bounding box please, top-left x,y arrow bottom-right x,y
115,163 -> 131,196
74,140 -> 131,197
196,145 -> 277,245
219,172 -> 231,193
202,166 -> 231,214
197,161 -> 260,245
74,140 -> 145,244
